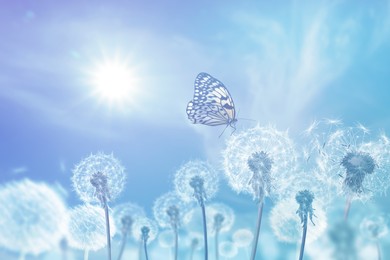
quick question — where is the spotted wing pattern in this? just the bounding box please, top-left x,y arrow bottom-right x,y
186,73 -> 236,126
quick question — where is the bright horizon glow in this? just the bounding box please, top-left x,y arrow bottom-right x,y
90,58 -> 139,109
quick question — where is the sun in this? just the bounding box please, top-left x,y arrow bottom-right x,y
90,58 -> 138,108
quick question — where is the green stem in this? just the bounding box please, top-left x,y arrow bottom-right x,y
298,214 -> 308,260
250,202 -> 264,260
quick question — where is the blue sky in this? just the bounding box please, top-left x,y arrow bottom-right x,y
1,0 -> 390,258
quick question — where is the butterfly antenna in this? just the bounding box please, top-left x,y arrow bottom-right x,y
237,117 -> 257,122
219,124 -> 230,138
236,109 -> 256,122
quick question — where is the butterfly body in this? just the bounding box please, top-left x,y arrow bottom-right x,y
186,73 -> 237,131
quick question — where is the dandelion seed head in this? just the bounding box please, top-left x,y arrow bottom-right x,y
223,125 -> 297,201
306,121 -> 390,201
184,232 -> 203,251
67,204 -> 116,251
295,190 -> 315,226
153,191 -> 193,229
174,160 -> 219,203
207,203 -> 235,235
270,199 -> 326,244
232,228 -> 254,248
72,152 -> 126,204
219,241 -> 238,258
360,215 -> 388,240
275,169 -> 335,208
132,217 -> 158,244
113,203 -> 145,237
0,179 -> 68,255
341,151 -> 376,194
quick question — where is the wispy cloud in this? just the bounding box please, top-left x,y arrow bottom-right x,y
10,166 -> 28,175
226,1 -> 390,130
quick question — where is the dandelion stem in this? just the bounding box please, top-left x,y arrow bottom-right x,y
84,249 -> 89,260
376,240 -> 382,260
250,202 -> 264,260
143,237 -> 149,260
344,196 -> 352,221
173,227 -> 178,260
117,232 -> 128,260
215,228 -> 220,260
200,202 -> 209,260
298,213 -> 308,260
102,197 -> 112,260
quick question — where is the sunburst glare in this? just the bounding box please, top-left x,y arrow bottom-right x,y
89,57 -> 140,110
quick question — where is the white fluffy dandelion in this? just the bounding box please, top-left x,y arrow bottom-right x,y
174,160 -> 219,203
72,152 -> 126,204
72,152 -> 126,260
232,229 -> 254,248
208,203 -> 235,260
153,191 -> 193,260
112,202 -> 145,260
223,125 -> 297,200
360,215 -> 388,260
270,198 -> 327,244
304,120 -> 390,219
219,241 -> 238,258
132,217 -> 158,260
67,204 -> 116,259
0,179 -> 68,258
174,160 -> 219,260
222,125 -> 297,260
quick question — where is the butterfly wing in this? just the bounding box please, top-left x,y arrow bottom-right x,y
186,101 -> 231,125
186,72 -> 236,126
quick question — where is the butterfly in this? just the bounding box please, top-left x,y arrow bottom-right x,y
186,72 -> 237,135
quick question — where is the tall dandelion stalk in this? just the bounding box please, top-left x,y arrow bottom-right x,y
213,214 -> 224,260
247,151 -> 272,260
132,217 -> 158,260
190,175 -> 209,260
223,126 -> 297,260
295,190 -> 315,260
72,152 -> 126,260
174,160 -> 219,260
153,192 -> 192,260
360,215 -> 388,260
90,172 -> 113,260
113,203 -> 145,260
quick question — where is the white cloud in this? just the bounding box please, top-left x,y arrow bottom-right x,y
10,166 -> 28,175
